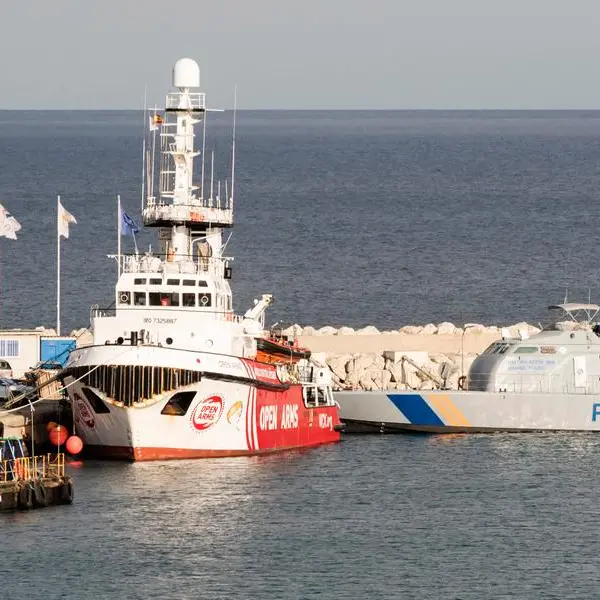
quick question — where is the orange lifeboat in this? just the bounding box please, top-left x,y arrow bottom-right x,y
255,336 -> 311,364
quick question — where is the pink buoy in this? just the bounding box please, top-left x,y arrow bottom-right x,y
65,435 -> 83,456
49,425 -> 68,446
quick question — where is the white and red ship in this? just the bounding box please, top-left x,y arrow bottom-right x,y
63,58 -> 341,460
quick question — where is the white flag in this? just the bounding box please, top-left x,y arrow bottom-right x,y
0,203 -> 21,240
58,199 -> 77,239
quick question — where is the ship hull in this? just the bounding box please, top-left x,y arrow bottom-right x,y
335,390 -> 600,433
64,345 -> 341,461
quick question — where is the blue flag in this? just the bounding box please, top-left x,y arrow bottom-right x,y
121,210 -> 140,237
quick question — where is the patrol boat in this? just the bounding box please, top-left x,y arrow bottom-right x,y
62,58 -> 341,460
335,303 -> 600,433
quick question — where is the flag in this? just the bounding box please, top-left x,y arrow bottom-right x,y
0,203 -> 21,240
149,113 -> 163,131
121,209 -> 140,237
58,199 -> 77,239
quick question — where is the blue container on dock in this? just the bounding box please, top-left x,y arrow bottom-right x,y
40,338 -> 76,367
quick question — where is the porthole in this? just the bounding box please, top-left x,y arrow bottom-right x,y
166,337 -> 173,345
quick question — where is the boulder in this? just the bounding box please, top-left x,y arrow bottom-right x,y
353,353 -> 384,372
402,361 -> 422,389
419,380 -> 436,391
282,324 -> 303,337
420,323 -> 438,335
464,323 -> 486,335
437,322 -> 457,335
380,369 -> 393,389
444,371 -> 460,390
319,326 -> 338,336
337,326 -> 355,335
429,352 -> 448,365
72,328 -> 94,347
356,325 -> 380,335
327,354 -> 353,381
301,325 -> 318,336
399,325 -> 423,335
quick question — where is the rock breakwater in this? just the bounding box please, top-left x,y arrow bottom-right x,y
285,321 -> 542,391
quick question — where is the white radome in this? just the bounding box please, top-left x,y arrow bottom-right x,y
173,57 -> 200,89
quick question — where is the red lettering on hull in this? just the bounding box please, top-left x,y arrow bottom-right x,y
253,386 -> 341,451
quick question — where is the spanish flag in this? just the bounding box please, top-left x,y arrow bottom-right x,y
149,113 -> 163,131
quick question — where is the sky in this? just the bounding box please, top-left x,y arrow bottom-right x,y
1,0 -> 600,109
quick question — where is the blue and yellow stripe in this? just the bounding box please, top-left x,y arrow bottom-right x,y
388,393 -> 471,427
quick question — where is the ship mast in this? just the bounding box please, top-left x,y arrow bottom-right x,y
142,58 -> 234,275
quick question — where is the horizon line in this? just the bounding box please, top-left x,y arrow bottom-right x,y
1,107 -> 600,112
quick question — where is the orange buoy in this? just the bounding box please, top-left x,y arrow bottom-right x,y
46,421 -> 57,433
65,435 -> 83,456
49,425 -> 68,446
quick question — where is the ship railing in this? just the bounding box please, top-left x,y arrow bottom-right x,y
143,201 -> 233,225
108,253 -> 233,279
165,91 -> 206,111
91,305 -> 242,322
0,453 -> 65,483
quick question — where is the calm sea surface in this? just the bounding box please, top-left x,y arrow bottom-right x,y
2,434 -> 600,599
2,111 -> 600,598
2,110 -> 600,332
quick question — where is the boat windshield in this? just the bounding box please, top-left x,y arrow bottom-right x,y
543,303 -> 600,331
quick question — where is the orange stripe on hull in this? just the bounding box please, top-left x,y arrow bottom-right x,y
84,440 -> 340,462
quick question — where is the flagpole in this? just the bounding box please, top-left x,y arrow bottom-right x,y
117,194 -> 122,277
141,85 -> 147,213
56,195 -> 61,336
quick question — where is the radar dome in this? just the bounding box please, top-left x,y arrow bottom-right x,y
173,58 -> 200,89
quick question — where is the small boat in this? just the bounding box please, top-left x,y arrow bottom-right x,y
335,303 -> 600,433
255,335 -> 311,364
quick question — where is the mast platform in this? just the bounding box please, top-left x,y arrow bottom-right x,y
143,202 -> 233,228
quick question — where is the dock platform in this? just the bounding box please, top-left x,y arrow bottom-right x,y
0,449 -> 73,510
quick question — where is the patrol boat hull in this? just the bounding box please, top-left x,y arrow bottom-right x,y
336,303 -> 600,434
335,390 -> 600,433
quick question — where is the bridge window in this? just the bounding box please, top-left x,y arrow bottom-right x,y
134,278 -> 147,285
182,293 -> 196,307
198,281 -> 208,287
198,293 -> 212,307
166,278 -> 180,286
150,278 -> 162,285
514,346 -> 538,354
134,292 -> 146,306
150,292 -> 180,307
183,279 -> 196,286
